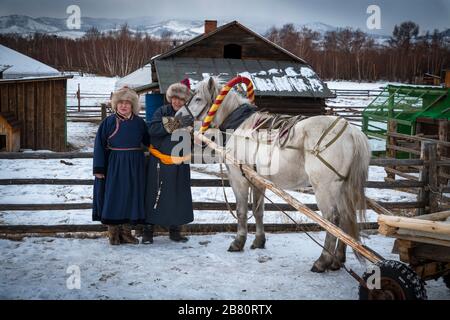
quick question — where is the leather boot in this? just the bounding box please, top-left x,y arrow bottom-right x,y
119,224 -> 139,244
141,224 -> 154,244
169,225 -> 188,242
107,225 -> 121,245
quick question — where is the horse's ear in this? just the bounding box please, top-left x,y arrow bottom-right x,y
207,77 -> 215,93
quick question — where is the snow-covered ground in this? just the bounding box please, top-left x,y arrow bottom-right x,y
1,232 -> 449,300
2,76 -> 442,300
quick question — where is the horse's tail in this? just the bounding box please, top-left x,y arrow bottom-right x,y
337,125 -> 371,262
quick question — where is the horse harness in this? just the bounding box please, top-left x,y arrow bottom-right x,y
219,106 -> 349,181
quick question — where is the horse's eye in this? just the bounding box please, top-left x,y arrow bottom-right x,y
195,98 -> 201,102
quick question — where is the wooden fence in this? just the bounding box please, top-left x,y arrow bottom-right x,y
0,150 -> 446,237
65,89 -> 377,123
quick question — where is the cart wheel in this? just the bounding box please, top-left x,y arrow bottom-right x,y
443,273 -> 450,289
359,260 -> 427,300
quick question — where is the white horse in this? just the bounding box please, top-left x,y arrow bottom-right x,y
176,77 -> 371,272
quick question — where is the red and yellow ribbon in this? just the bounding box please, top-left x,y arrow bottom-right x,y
200,76 -> 255,133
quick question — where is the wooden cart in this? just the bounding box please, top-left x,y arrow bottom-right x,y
377,211 -> 450,298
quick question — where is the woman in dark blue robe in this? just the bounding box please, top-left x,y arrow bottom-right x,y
143,82 -> 194,244
92,87 -> 150,245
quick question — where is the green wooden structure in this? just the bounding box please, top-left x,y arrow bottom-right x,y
362,85 -> 450,141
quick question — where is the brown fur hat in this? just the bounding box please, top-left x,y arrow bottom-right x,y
111,86 -> 140,115
166,83 -> 191,102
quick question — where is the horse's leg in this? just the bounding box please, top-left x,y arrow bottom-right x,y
330,240 -> 347,270
310,184 -> 341,273
250,185 -> 266,249
227,164 -> 250,252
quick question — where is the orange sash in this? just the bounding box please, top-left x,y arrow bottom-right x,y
148,145 -> 191,165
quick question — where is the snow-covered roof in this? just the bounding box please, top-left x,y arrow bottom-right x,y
115,63 -> 152,90
154,58 -> 334,98
0,44 -> 60,79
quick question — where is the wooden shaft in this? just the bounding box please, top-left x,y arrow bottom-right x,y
194,131 -> 383,264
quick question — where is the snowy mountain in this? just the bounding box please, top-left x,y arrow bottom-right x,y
0,15 -> 447,45
0,15 -> 206,39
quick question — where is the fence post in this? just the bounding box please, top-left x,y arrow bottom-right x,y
386,120 -> 397,180
417,142 -> 430,215
77,83 -> 81,112
438,119 -> 448,185
428,143 -> 439,213
101,103 -> 107,120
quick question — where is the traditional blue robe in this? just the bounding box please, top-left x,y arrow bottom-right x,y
92,113 -> 150,225
144,104 -> 194,227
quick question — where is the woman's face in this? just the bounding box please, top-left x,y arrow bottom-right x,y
117,100 -> 132,116
171,96 -> 186,111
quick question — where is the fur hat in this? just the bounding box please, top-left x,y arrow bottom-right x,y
166,82 -> 191,102
111,86 -> 140,115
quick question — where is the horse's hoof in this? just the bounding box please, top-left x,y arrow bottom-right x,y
228,244 -> 244,252
250,236 -> 266,249
310,265 -> 326,273
329,261 -> 342,271
228,239 -> 245,252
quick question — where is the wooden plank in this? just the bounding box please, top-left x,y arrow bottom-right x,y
36,82 -> 44,150
438,120 -> 449,185
428,143 -> 439,213
0,202 -> 317,211
369,158 -> 424,166
397,228 -> 450,242
386,144 -> 421,155
0,178 -> 425,189
389,131 -> 450,147
0,201 -> 423,211
378,214 -> 450,235
367,197 -> 395,216
43,81 -> 51,150
0,222 -> 379,236
25,82 -> 36,149
384,167 -> 419,181
418,142 -> 431,215
390,233 -> 450,247
16,82 -> 25,148
0,152 -> 94,159
414,210 -> 450,221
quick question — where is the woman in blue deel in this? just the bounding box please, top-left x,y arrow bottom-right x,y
142,82 -> 194,244
92,86 -> 150,245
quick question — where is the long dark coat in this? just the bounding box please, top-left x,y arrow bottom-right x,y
92,113 -> 150,225
144,104 -> 194,227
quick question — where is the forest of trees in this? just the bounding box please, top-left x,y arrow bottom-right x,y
0,25 -> 173,77
266,21 -> 449,82
0,21 -> 448,82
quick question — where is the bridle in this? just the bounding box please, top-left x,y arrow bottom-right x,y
183,89 -> 216,122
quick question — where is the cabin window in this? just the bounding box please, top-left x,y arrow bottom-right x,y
224,44 -> 242,59
0,134 -> 6,151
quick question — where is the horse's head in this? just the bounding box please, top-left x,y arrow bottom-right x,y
175,77 -> 220,123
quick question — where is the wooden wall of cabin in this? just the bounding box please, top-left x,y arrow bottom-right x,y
0,79 -> 67,151
170,25 -> 300,62
254,96 -> 326,116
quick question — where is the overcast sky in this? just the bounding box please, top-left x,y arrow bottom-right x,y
1,0 -> 449,34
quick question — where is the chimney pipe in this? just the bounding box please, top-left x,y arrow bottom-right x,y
204,20 -> 217,34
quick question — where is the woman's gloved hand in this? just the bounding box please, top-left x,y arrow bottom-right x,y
178,114 -> 194,128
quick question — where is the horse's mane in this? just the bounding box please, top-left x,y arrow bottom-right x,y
196,77 -> 251,112
196,77 -> 250,126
